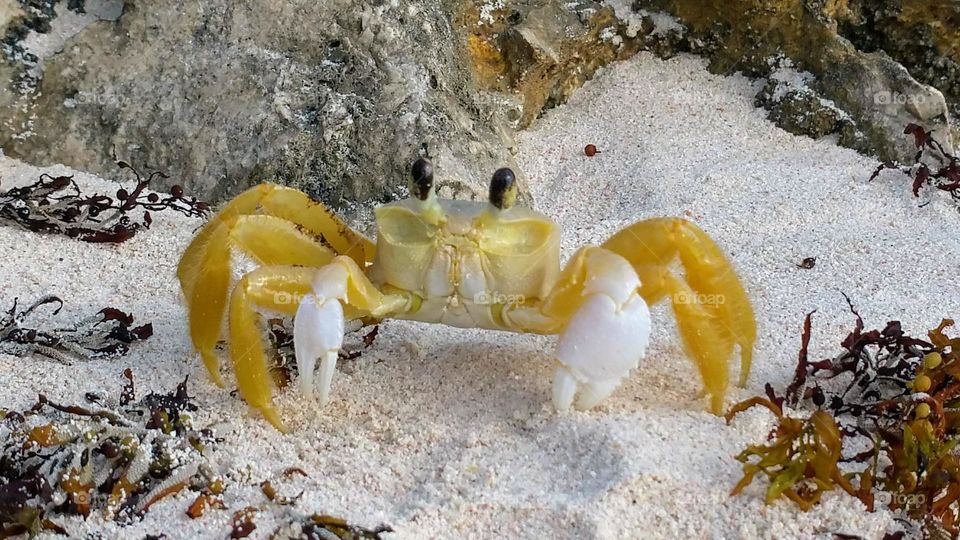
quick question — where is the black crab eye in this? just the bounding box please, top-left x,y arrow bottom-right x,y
489,167 -> 517,210
410,158 -> 434,201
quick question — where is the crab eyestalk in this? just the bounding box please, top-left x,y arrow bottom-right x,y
488,167 -> 518,212
410,158 -> 434,201
409,157 -> 444,224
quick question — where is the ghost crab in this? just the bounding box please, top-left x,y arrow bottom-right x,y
178,159 -> 756,431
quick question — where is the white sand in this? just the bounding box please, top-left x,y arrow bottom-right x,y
3,52 -> 960,539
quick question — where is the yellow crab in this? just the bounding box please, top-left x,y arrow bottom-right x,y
177,159 -> 756,431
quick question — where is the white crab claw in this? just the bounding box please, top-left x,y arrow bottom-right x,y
553,367 -> 624,411
552,367 -> 578,411
576,378 -> 623,410
552,292 -> 651,411
294,293 -> 345,406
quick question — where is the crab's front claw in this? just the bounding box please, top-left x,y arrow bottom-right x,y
553,367 -> 626,412
551,271 -> 651,411
294,265 -> 348,407
292,257 -> 400,411
294,294 -> 344,407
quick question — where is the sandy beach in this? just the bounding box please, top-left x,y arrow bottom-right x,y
2,52 -> 959,539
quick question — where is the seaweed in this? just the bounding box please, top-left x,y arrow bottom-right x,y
784,295 -> 938,422
224,472 -> 392,540
728,301 -> 960,536
0,295 -> 152,362
727,399 -> 853,510
796,257 -> 817,269
229,507 -> 258,539
184,491 -> 225,520
869,124 -> 960,209
0,371 -> 218,536
0,162 -> 208,243
276,514 -> 393,540
0,365 -> 391,538
266,319 -> 379,389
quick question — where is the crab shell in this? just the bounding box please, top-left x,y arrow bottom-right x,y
371,197 -> 559,330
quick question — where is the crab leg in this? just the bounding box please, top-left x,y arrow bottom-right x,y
294,256 -> 410,408
179,215 -> 335,385
177,183 -> 373,385
642,264 -> 737,413
602,217 -> 756,412
227,265 -> 316,431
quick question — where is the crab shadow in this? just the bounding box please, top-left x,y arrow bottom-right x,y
346,314 -> 713,423
377,329 -> 557,425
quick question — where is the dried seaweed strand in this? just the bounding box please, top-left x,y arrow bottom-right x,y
869,123 -> 960,209
0,296 -> 152,362
0,161 -> 209,243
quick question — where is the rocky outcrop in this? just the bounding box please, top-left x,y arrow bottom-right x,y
1,0 -> 516,213
630,0 -> 956,162
2,0 -> 956,209
462,1 -> 643,128
0,0 -> 646,215
836,0 -> 960,121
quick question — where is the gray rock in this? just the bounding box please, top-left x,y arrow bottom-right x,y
752,53 -> 953,161
7,0 -> 952,217
818,48 -> 953,161
755,68 -> 846,141
835,0 -> 960,123
1,0 -> 650,223
0,0 -> 524,221
629,0 -> 956,163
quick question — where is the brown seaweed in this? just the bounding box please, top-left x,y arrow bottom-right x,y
0,162 -> 208,243
0,296 -> 152,362
869,124 -> 960,210
0,371 -> 217,535
729,299 -> 960,537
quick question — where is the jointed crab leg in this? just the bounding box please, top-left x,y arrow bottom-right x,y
602,217 -> 756,413
641,265 -> 737,413
227,215 -> 338,267
177,183 -> 373,385
253,186 -> 375,264
178,221 -> 231,384
228,265 -> 316,431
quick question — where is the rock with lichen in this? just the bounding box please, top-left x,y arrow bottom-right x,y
628,0 -> 956,163
0,0 -> 649,217
1,0 -> 520,215
835,0 -> 960,121
754,61 -> 848,141
463,0 -> 644,128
